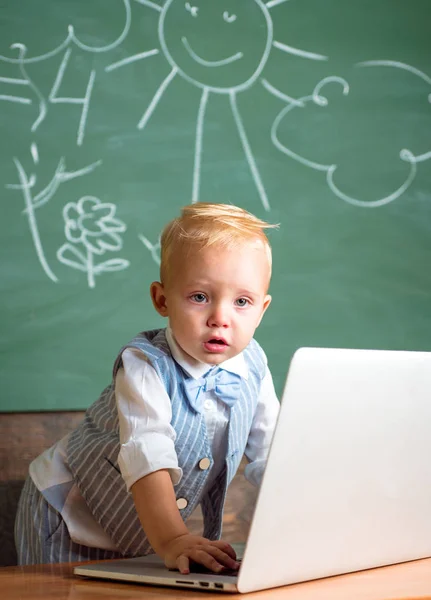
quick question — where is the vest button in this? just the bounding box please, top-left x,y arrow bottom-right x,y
176,497 -> 188,510
198,457 -> 211,470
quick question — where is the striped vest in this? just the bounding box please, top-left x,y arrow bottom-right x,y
67,329 -> 266,556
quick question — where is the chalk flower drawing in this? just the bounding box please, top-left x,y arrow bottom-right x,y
57,196 -> 129,288
6,143 -> 101,282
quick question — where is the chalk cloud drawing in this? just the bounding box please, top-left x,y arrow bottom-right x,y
57,196 -> 129,288
107,0 -> 328,211
0,0 -> 132,145
271,61 -> 431,207
6,144 -> 102,282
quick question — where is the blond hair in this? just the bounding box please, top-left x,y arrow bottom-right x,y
160,203 -> 278,284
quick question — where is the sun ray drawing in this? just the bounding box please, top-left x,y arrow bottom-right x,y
107,0 -> 329,211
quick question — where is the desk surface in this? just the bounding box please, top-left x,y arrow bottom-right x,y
1,559 -> 431,600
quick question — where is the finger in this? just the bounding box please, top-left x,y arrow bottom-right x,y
210,540 -> 237,561
197,545 -> 240,570
186,548 -> 225,573
176,554 -> 190,575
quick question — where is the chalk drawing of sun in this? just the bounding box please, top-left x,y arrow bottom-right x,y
106,0 -> 328,210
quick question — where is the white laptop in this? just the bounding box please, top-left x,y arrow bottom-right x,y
74,347 -> 431,593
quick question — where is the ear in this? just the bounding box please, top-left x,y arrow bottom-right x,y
150,282 -> 169,317
256,294 -> 272,328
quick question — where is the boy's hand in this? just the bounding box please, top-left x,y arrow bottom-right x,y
162,534 -> 240,574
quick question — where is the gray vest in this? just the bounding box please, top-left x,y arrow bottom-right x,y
67,329 -> 266,556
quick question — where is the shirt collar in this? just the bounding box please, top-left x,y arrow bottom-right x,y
165,327 -> 248,381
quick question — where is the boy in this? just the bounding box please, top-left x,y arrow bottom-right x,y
15,203 -> 280,574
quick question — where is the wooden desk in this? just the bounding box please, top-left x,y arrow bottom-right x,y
1,559 -> 431,600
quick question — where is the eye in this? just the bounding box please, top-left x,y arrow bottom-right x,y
185,2 -> 198,17
191,293 -> 207,303
223,11 -> 237,23
235,297 -> 249,308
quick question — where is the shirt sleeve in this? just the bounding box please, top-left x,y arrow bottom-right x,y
115,347 -> 183,492
243,365 -> 280,487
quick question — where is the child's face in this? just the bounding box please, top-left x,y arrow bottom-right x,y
151,240 -> 272,365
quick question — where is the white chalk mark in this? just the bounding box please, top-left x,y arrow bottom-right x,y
30,158 -> 102,211
230,91 -> 270,211
7,151 -> 102,284
49,49 -> 96,146
357,60 -> 431,85
71,0 -> 132,53
30,158 -> 66,210
0,0 -> 131,64
11,158 -> 58,282
31,159 -> 66,209
0,76 -> 28,85
408,150 -> 431,163
182,37 -> 243,68
185,2 -> 199,17
138,67 -> 177,129
327,158 -> 417,208
58,196 -> 129,288
6,174 -> 36,190
105,49 -> 160,72
138,235 -> 161,265
152,0 -> 278,205
313,76 -> 349,106
133,0 -> 163,12
0,32 -> 73,64
93,257 -> 130,274
266,0 -> 291,7
57,244 -> 88,273
77,70 -> 95,146
60,159 -> 103,181
271,97 -> 332,171
31,143 -> 39,164
271,77 -> 350,171
271,73 -> 429,207
87,249 -> 95,288
261,78 -> 305,107
158,0 -> 273,95
49,48 -> 73,100
0,94 -> 32,104
223,11 -> 237,24
273,40 -> 328,62
11,44 -> 47,131
192,87 -> 209,204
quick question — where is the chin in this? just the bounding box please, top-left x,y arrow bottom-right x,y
205,352 -> 234,365
206,356 -> 225,364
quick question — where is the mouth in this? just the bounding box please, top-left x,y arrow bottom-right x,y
203,337 -> 229,353
181,37 -> 243,67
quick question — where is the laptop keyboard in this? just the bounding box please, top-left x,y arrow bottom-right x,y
189,559 -> 242,576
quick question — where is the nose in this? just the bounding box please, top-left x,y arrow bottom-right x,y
207,302 -> 230,328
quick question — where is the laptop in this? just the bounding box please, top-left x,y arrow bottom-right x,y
74,347 -> 431,593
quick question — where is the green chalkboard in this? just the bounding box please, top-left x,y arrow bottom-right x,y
1,0 -> 430,412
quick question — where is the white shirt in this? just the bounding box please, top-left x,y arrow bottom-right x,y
30,330 -> 279,548
116,328 -> 280,491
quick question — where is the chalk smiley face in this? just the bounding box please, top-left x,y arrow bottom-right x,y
159,0 -> 272,92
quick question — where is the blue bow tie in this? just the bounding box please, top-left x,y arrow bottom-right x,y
183,369 -> 242,413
